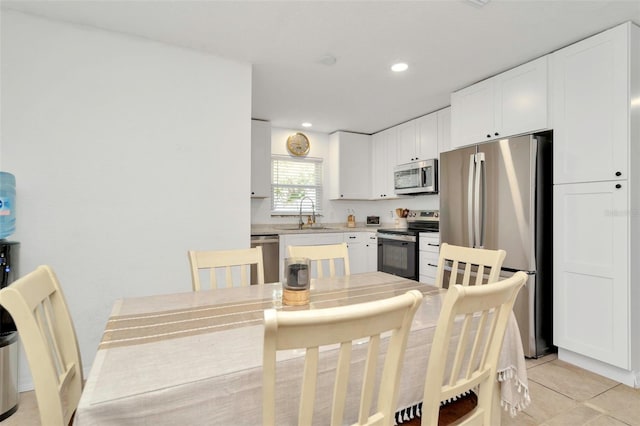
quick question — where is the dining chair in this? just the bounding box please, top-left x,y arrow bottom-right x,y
420,271 -> 527,426
188,247 -> 264,291
263,289 -> 423,426
287,242 -> 351,278
434,243 -> 506,288
0,265 -> 83,426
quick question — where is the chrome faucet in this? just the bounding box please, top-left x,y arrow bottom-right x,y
298,196 -> 316,229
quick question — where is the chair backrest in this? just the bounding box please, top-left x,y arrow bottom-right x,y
0,265 -> 83,426
287,243 -> 350,278
263,289 -> 423,426
421,271 -> 527,426
434,243 -> 506,288
188,247 -> 264,291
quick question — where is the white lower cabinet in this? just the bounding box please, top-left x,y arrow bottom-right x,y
345,232 -> 378,274
419,233 -> 440,284
553,181 -> 629,369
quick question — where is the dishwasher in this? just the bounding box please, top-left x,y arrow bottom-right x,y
251,234 -> 279,284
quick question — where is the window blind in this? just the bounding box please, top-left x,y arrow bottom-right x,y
271,155 -> 323,214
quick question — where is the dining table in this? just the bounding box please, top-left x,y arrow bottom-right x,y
75,271 -> 530,425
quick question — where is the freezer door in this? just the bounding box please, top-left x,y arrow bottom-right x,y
477,136 -> 537,271
501,270 -> 553,358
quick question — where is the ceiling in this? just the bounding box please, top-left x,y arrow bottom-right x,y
2,1 -> 640,134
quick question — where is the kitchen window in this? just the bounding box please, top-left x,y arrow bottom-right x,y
271,155 -> 323,215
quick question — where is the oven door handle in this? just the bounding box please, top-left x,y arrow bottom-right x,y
377,234 -> 417,243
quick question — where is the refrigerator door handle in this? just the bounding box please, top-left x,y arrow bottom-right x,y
477,152 -> 486,248
474,152 -> 484,248
467,153 -> 476,247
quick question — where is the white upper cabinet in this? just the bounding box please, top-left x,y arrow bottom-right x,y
396,113 -> 439,165
329,131 -> 371,200
416,113 -> 438,161
437,107 -> 452,154
451,56 -> 549,149
396,120 -> 418,164
552,24 -> 629,184
250,119 -> 271,198
371,127 -> 398,199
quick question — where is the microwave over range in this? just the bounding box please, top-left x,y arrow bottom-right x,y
393,159 -> 438,195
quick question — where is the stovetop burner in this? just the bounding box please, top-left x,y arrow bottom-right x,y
378,210 -> 439,235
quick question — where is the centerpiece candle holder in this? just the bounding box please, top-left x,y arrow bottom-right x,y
283,257 -> 310,306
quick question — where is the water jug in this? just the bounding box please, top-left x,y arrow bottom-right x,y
0,172 -> 16,240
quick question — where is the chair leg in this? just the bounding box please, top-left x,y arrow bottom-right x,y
490,384 -> 501,426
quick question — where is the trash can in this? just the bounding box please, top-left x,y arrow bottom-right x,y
0,332 -> 17,420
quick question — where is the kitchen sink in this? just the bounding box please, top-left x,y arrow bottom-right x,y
274,225 -> 340,231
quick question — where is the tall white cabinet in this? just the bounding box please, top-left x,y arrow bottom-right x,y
553,22 -> 640,385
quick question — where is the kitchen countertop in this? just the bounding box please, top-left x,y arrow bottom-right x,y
251,223 -> 391,236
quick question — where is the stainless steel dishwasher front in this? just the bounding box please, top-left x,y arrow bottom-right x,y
250,234 -> 279,284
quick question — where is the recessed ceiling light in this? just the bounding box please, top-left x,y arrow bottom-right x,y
391,62 -> 409,72
301,122 -> 312,128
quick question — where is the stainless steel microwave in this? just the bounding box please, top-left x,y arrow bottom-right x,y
394,159 -> 438,195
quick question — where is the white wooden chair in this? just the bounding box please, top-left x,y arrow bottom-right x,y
420,272 -> 527,426
434,243 -> 506,288
263,289 -> 423,426
287,243 -> 351,278
0,265 -> 83,426
188,247 -> 265,291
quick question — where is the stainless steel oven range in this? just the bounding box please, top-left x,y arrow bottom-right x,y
377,210 -> 439,280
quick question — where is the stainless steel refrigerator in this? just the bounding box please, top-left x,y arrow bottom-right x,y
439,132 -> 553,358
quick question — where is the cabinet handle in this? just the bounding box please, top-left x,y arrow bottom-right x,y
341,195 -> 344,198
486,134 -> 491,138
427,243 -> 439,247
616,184 -> 622,189
251,191 -> 255,195
494,132 -> 499,136
616,171 -> 622,177
349,236 -> 356,239
427,263 -> 438,267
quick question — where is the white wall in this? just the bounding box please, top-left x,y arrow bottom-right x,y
0,11 -> 252,390
251,127 -> 439,227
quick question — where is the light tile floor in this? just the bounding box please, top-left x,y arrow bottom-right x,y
501,354 -> 640,426
3,354 -> 640,425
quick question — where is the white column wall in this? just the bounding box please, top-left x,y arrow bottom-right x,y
0,11 -> 251,389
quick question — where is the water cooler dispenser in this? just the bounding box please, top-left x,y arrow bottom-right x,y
0,241 -> 19,420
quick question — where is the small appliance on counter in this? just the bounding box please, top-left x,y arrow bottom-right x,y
366,216 -> 380,226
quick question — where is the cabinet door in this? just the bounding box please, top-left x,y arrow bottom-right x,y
553,181 -> 628,368
552,24 -> 628,184
371,128 -> 398,199
450,79 -> 494,149
329,132 -> 371,200
384,128 -> 399,198
416,113 -> 438,161
365,233 -> 378,272
496,56 -> 548,138
344,233 -> 367,274
250,120 -> 271,198
437,107 -> 451,154
396,120 -> 418,164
